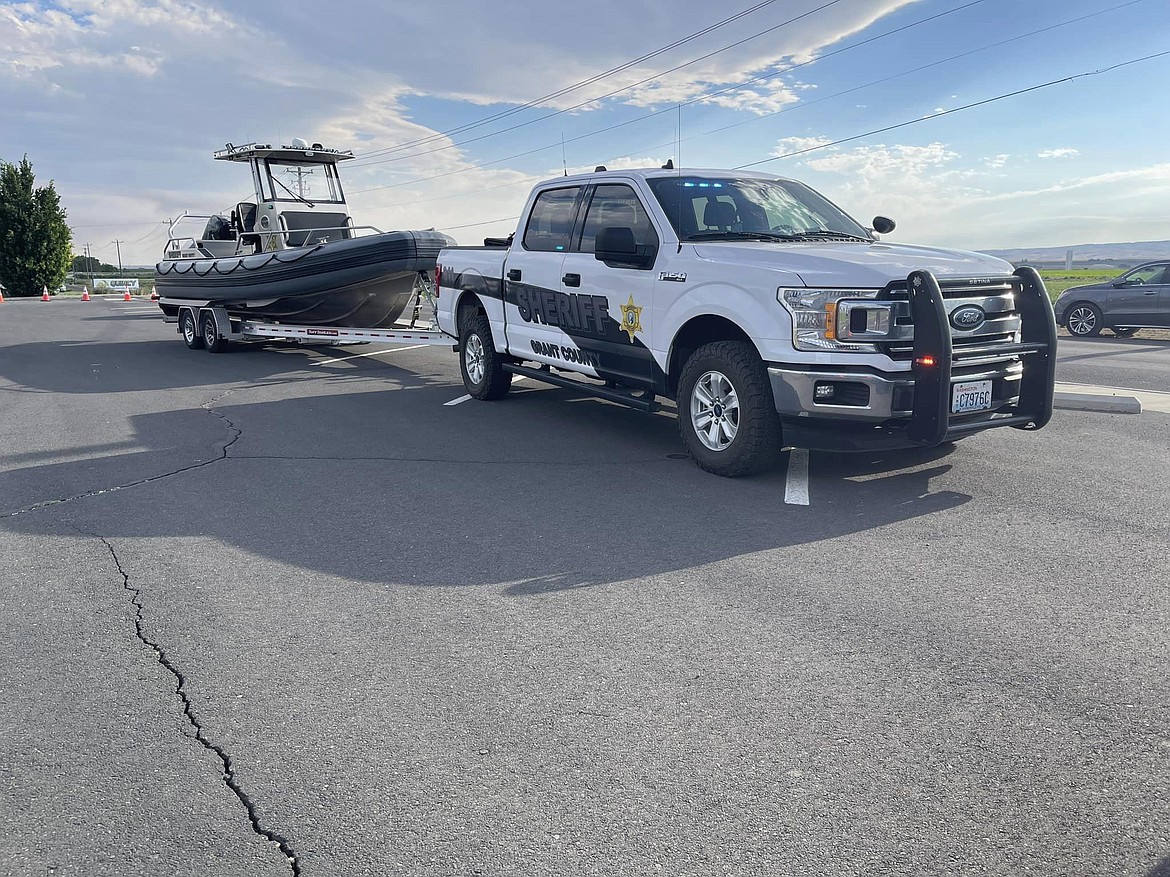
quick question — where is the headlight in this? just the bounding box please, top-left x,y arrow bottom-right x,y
778,287 -> 893,351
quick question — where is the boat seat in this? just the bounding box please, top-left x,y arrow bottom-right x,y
235,202 -> 258,233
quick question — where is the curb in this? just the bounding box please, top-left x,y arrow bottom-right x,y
1053,392 -> 1142,415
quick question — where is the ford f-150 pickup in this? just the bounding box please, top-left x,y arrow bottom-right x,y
435,166 -> 1056,476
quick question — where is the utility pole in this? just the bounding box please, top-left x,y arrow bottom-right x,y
84,243 -> 92,290
111,240 -> 123,278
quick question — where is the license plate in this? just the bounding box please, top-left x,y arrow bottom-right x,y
952,379 -> 993,414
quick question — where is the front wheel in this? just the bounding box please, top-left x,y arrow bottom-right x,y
1066,303 -> 1102,337
459,311 -> 510,399
180,310 -> 204,350
677,341 -> 782,477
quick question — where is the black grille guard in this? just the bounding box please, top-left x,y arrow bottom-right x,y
906,267 -> 1057,446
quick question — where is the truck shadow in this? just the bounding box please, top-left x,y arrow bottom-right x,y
0,381 -> 971,592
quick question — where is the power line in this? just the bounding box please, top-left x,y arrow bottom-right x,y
349,0 -> 845,170
682,0 -> 1149,150
353,0 -> 786,162
346,0 -> 990,194
738,49 -> 1170,168
425,49 -> 1170,235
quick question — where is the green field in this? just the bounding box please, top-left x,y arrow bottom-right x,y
1037,268 -> 1117,301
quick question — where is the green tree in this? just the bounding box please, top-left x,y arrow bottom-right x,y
71,255 -> 116,274
0,157 -> 72,297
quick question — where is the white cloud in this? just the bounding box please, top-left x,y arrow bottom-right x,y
772,136 -> 834,159
785,138 -> 1170,249
0,0 -> 241,80
1037,147 -> 1079,159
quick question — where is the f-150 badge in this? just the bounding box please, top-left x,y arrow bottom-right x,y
620,295 -> 643,342
658,271 -> 687,282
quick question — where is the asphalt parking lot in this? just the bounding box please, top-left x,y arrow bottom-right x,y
1,298 -> 1168,877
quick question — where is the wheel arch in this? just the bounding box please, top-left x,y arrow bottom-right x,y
666,314 -> 758,398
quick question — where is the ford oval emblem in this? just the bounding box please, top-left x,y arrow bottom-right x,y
950,304 -> 986,331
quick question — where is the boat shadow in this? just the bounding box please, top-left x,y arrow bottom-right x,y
0,337 -> 428,395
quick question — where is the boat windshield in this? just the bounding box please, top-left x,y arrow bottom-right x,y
646,176 -> 871,242
263,160 -> 345,204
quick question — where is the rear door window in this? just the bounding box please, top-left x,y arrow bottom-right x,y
522,187 -> 582,252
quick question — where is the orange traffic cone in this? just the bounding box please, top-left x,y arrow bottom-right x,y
41,286 -> 50,301
122,289 -> 132,301
150,289 -> 159,301
81,287 -> 90,302
0,289 -> 5,303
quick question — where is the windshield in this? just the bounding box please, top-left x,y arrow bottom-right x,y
647,176 -> 871,242
265,160 -> 344,204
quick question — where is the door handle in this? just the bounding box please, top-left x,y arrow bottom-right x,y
1143,290 -> 1157,295
562,273 -> 581,287
507,269 -> 522,281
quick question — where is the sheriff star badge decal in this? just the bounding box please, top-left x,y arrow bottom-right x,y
619,295 -> 643,342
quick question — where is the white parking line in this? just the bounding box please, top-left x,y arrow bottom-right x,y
443,374 -> 528,406
784,448 -> 810,506
313,344 -> 427,366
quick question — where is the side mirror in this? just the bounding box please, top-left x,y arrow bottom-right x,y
871,216 -> 896,235
595,226 -> 656,269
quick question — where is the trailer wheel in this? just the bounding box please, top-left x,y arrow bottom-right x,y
180,310 -> 204,350
677,341 -> 781,477
200,312 -> 231,353
459,311 -> 509,400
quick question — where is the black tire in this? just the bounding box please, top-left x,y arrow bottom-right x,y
200,312 -> 231,353
1065,302 -> 1102,337
1112,327 -> 1139,338
459,310 -> 510,400
180,310 -> 204,350
677,340 -> 782,477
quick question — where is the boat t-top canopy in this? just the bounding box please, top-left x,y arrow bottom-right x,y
213,140 -> 355,164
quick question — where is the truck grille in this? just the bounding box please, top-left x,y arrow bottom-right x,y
878,276 -> 1021,362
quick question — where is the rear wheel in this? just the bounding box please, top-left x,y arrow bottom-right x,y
201,312 -> 231,353
459,311 -> 510,399
677,340 -> 781,477
1066,303 -> 1102,337
180,310 -> 204,350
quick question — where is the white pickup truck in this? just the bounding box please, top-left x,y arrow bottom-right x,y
435,166 -> 1056,476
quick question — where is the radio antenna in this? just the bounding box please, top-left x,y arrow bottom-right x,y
561,133 -> 568,176
676,104 -> 683,253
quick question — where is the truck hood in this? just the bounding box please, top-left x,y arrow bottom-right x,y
690,241 -> 1013,287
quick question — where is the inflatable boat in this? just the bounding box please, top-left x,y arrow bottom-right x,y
154,140 -> 452,328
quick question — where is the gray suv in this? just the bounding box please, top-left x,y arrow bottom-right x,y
1053,261 -> 1170,337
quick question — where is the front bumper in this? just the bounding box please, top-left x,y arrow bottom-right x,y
769,361 -> 1023,421
767,267 -> 1057,451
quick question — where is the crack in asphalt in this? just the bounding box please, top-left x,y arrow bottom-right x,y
97,535 -> 300,877
3,391 -> 243,519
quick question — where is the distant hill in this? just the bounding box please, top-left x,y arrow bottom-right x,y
978,240 -> 1170,266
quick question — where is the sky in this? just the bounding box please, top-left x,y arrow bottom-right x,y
2,0 -> 1168,266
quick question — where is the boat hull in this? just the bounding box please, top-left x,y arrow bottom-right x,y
155,230 -> 448,328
